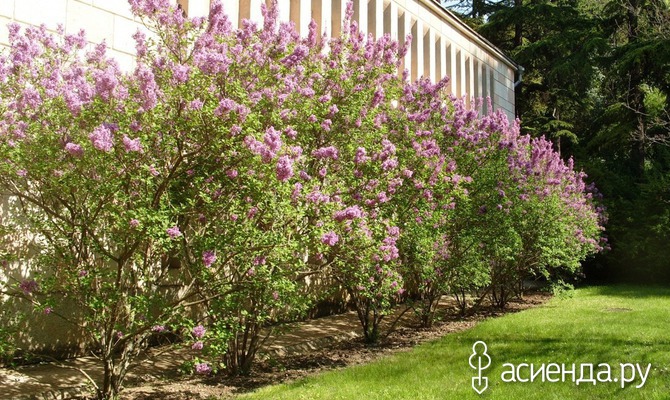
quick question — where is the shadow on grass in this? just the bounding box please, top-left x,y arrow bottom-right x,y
224,352 -> 351,394
587,284 -> 670,299
487,337 -> 670,362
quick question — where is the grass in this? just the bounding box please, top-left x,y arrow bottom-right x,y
240,285 -> 670,399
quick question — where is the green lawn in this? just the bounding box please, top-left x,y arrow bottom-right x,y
241,285 -> 670,399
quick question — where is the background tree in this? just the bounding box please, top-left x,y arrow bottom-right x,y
582,0 -> 670,282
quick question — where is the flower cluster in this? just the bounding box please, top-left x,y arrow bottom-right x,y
192,325 -> 206,339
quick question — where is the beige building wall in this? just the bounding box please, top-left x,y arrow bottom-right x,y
0,0 -> 172,71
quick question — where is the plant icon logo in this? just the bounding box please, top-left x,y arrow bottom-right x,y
469,341 -> 491,394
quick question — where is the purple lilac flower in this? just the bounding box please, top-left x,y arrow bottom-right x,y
18,87 -> 42,111
306,191 -> 329,204
152,325 -> 166,333
192,324 -> 206,339
284,127 -> 297,139
65,142 -> 84,157
354,147 -> 368,164
263,126 -> 282,154
321,119 -> 332,132
247,207 -> 258,219
333,206 -> 364,222
122,135 -> 142,152
215,98 -> 236,115
132,30 -> 147,57
291,182 -> 302,201
202,250 -> 216,268
281,44 -> 309,67
244,136 -> 274,162
192,341 -> 204,350
312,146 -> 339,160
93,66 -> 119,100
276,155 -> 294,182
134,64 -> 158,110
89,125 -> 114,152
382,158 -> 398,171
195,362 -> 211,375
19,279 -> 38,295
321,231 -> 339,246
372,86 -> 385,107
171,63 -> 190,83
189,99 -> 204,110
166,226 -> 181,239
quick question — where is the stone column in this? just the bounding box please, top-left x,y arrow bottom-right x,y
427,28 -> 436,82
318,0 -> 332,39
226,0 -> 240,29
330,0 -> 345,37
449,45 -> 457,95
411,18 -> 423,81
399,10 -> 412,79
353,0 -> 367,36
369,0 -> 383,39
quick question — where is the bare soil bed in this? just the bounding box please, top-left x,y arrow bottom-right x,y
120,292 -> 551,400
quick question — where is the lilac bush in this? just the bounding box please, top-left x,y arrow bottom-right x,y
118,0 -> 320,377
393,81 -> 606,320
0,12 -> 236,397
284,5 -> 412,343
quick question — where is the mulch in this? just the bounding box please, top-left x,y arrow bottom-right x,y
119,292 -> 551,400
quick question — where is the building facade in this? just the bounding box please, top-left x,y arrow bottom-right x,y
0,0 -> 518,118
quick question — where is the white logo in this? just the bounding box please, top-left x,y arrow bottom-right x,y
469,341 -> 491,394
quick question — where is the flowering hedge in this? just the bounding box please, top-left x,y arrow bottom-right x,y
0,0 -> 605,397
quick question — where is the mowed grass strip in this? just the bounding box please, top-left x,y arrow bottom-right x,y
240,285 -> 670,399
